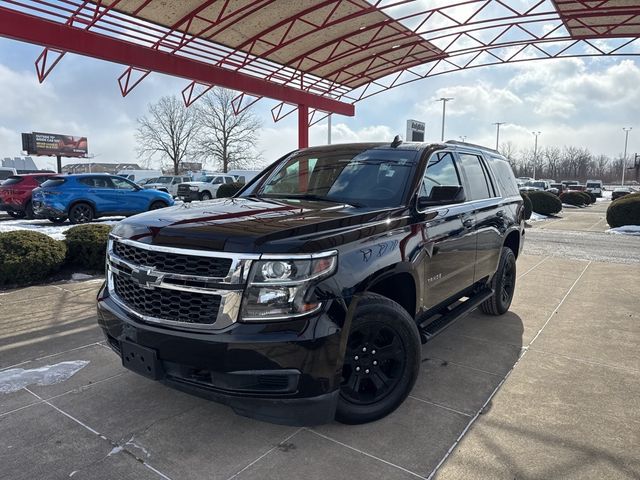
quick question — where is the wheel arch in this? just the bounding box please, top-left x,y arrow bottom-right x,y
363,269 -> 418,318
503,229 -> 521,259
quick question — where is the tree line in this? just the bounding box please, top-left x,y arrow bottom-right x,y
136,88 -> 262,174
499,141 -> 638,183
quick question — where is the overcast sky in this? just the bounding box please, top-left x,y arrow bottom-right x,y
1,36 -> 639,171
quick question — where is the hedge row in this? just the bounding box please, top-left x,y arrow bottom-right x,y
0,224 -> 112,287
607,192 -> 640,228
520,193 -> 532,220
523,190 -> 562,216
560,191 -> 591,206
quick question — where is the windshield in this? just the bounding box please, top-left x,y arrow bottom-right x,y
247,148 -> 418,208
156,176 -> 173,184
586,183 -> 600,188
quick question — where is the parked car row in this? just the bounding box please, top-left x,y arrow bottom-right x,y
516,178 -> 605,197
1,168 -> 262,224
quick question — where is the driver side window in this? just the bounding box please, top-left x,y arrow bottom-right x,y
420,152 -> 461,197
111,177 -> 136,190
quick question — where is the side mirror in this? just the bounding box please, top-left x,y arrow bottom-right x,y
418,186 -> 466,209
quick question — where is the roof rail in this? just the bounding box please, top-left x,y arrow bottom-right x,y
445,140 -> 500,155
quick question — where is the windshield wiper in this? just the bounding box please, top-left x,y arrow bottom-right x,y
261,193 -> 363,208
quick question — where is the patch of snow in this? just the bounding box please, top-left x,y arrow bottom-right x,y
529,212 -> 550,222
107,446 -> 124,457
71,273 -> 94,281
0,218 -> 123,240
561,203 -> 579,209
69,471 -> 77,477
0,360 -> 89,394
606,225 -> 640,236
126,436 -> 151,457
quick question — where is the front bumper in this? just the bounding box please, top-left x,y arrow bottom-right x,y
177,190 -> 200,202
97,282 -> 347,426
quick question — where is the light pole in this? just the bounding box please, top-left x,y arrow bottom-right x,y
327,114 -> 332,145
493,122 -> 505,150
532,131 -> 541,179
437,97 -> 453,141
622,127 -> 632,186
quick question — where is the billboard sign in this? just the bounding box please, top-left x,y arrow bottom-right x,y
405,119 -> 425,142
22,132 -> 88,157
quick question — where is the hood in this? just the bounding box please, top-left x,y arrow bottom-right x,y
111,197 -> 409,254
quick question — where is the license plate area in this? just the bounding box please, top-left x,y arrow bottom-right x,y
121,341 -> 164,380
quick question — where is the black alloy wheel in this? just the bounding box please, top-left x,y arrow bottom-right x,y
336,293 -> 421,424
69,203 -> 94,224
341,322 -> 406,405
480,246 -> 517,316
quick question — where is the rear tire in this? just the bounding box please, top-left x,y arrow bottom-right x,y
200,191 -> 212,201
480,247 -> 517,316
24,201 -> 35,220
149,201 -> 167,211
336,293 -> 421,425
69,203 -> 94,224
7,210 -> 25,219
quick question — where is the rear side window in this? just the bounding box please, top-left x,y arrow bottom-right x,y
2,176 -> 24,186
42,178 -> 66,188
457,154 -> 492,200
34,176 -> 53,185
79,177 -> 112,188
420,152 -> 461,197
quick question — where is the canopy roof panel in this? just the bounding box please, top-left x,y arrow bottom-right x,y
106,0 -> 444,89
1,0 -> 640,118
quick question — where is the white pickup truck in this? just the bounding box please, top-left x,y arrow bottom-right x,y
176,174 -> 237,201
143,175 -> 192,197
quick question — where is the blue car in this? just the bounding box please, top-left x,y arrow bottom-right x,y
32,174 -> 174,224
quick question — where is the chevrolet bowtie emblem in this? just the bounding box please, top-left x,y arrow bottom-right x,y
129,267 -> 163,289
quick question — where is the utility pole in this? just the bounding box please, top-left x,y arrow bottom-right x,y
493,122 -> 505,150
622,127 -> 632,186
532,131 -> 541,180
437,97 -> 453,141
327,114 -> 332,145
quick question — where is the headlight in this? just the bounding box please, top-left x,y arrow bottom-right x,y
240,252 -> 337,322
189,186 -> 199,191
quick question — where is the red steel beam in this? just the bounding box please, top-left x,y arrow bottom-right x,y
0,7 -> 354,116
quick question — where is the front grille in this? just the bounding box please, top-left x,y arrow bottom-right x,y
113,274 -> 221,325
113,241 -> 231,277
177,185 -> 192,196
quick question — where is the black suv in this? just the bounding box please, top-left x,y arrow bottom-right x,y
97,140 -> 524,425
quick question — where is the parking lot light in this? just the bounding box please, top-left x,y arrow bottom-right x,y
622,127 -> 632,186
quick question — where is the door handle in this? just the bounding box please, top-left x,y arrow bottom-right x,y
496,210 -> 505,217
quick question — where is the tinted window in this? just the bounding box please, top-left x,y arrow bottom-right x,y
0,171 -> 14,180
458,154 -> 492,200
42,178 -> 67,188
1,176 -> 24,186
79,176 -> 112,188
487,157 -> 519,197
420,152 -> 461,197
253,148 -> 417,208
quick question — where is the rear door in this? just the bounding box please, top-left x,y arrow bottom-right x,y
419,150 -> 477,309
78,176 -> 118,214
455,152 -> 503,283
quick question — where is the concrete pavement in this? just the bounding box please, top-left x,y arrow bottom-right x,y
1,250 -> 638,480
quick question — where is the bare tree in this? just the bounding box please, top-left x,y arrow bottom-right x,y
499,141 -> 519,169
195,88 -> 262,173
136,95 -> 200,174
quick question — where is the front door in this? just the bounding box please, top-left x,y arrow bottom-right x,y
418,151 -> 477,309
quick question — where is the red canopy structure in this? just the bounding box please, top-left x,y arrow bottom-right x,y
1,0 -> 639,147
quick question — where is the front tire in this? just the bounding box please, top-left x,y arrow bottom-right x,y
69,203 -> 94,224
336,293 -> 421,425
200,191 -> 212,201
149,201 -> 167,211
480,247 -> 517,316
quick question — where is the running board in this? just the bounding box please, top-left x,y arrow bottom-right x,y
418,288 -> 494,344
